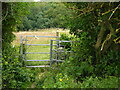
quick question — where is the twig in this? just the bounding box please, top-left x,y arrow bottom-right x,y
109,4 -> 120,20
0,7 -> 8,22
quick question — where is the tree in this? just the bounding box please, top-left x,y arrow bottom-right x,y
2,2 -> 34,88
64,2 -> 119,77
17,2 -> 74,31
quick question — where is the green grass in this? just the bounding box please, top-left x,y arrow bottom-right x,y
13,28 -> 70,66
25,38 -> 57,66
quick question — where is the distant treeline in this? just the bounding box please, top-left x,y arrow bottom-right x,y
17,3 -> 74,31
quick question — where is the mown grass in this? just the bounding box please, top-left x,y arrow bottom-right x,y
12,28 -> 69,66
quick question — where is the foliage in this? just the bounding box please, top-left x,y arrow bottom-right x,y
43,73 -> 79,88
59,33 -> 94,80
2,2 -> 31,49
2,47 -> 35,88
36,66 -> 118,88
36,68 -> 79,88
17,2 -> 74,31
59,33 -> 75,50
67,2 -> 120,55
2,2 -> 119,88
80,76 -> 118,88
94,50 -> 119,76
2,2 -> 36,88
56,31 -> 118,81
64,2 -> 119,78
48,2 -> 119,86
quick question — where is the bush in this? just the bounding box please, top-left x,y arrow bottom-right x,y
36,70 -> 79,88
36,65 -> 118,88
60,32 -> 118,79
94,50 -> 119,76
36,29 -> 119,88
80,76 -> 118,88
59,32 -> 95,80
2,46 -> 35,88
52,33 -> 75,61
59,33 -> 75,51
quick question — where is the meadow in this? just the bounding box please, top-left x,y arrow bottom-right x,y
3,2 -> 119,88
12,28 -> 69,67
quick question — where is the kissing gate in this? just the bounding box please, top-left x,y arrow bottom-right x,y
20,32 -> 73,67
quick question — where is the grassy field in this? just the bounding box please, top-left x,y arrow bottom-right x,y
12,28 -> 69,66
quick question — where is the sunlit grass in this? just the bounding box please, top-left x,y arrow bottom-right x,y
12,28 -> 70,67
26,45 -> 50,66
25,37 -> 57,66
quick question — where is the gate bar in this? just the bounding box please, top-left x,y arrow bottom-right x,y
26,60 -> 64,62
52,59 -> 65,62
26,35 -> 59,38
52,40 -> 73,42
26,60 -> 50,61
25,52 -> 50,54
26,65 -> 50,67
52,49 -> 72,52
26,44 -> 57,46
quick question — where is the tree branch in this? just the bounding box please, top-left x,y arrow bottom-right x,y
0,7 -> 8,22
100,22 -> 115,52
95,22 -> 106,50
109,4 -> 120,20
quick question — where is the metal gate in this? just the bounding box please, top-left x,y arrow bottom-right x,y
50,39 -> 73,66
20,32 -> 73,67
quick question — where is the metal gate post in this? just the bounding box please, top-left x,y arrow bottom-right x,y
50,40 -> 53,67
56,32 -> 59,61
24,36 -> 27,61
20,36 -> 25,66
56,32 -> 59,46
20,36 -> 23,56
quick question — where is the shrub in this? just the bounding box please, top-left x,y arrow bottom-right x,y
95,50 -> 119,76
52,33 -> 75,61
59,33 -> 75,51
2,46 -> 35,88
38,71 -> 79,88
80,76 -> 118,88
60,32 -> 118,79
